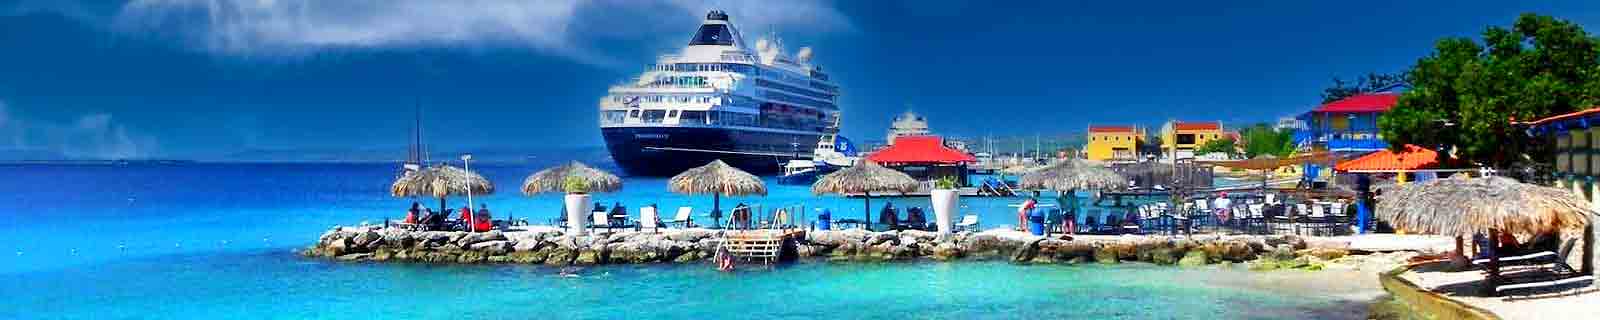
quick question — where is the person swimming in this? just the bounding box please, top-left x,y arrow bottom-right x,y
715,245 -> 735,272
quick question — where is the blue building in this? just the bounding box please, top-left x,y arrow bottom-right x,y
1295,92 -> 1400,153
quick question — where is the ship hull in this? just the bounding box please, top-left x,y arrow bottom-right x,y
602,126 -> 820,176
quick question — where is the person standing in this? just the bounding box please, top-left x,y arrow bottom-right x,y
1017,198 -> 1038,232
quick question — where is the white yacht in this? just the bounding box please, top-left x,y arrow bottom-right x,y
598,10 -> 843,176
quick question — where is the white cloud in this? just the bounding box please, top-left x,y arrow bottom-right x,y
110,0 -> 852,66
0,99 -> 159,159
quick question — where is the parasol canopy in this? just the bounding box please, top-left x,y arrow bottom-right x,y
812,161 -> 920,229
668,160 -> 767,197
1376,176 -> 1592,237
521,161 -> 622,195
392,165 -> 494,199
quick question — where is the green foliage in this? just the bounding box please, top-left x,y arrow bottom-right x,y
1194,137 -> 1237,157
1380,13 -> 1600,166
562,175 -> 590,194
1322,72 -> 1411,103
934,176 -> 960,189
1240,124 -> 1296,158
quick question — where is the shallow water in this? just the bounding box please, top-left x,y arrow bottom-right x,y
1,163 -> 1376,319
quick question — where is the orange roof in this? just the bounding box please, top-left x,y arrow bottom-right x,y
1334,144 -> 1445,172
867,136 -> 977,165
1088,125 -> 1136,133
1172,122 -> 1221,131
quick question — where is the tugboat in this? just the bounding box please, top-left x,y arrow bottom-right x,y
598,10 -> 844,176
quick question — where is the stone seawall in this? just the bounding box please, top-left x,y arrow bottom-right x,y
305,226 -> 1423,269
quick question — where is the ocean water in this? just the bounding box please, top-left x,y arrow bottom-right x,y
0,162 -> 1372,319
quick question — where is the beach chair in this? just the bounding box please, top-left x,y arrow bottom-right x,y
666,207 -> 694,228
1082,214 -> 1099,234
591,212 -> 614,233
955,215 -> 979,232
638,206 -> 662,233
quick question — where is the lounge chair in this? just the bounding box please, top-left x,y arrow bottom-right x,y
638,206 -> 662,233
591,212 -> 614,233
666,207 -> 694,228
1493,237 -> 1594,295
955,215 -> 979,232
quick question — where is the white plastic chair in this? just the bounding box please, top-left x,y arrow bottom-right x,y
667,207 -> 694,228
956,215 -> 979,232
591,212 -> 612,233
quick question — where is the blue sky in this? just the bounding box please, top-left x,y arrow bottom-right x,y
1,0 -> 1598,160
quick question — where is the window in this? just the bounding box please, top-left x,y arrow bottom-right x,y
689,25 -> 734,46
642,110 -> 667,123
680,111 -> 707,125
602,111 -> 627,124
628,110 -> 641,118
1176,134 -> 1196,145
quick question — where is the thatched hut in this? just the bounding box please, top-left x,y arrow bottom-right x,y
391,164 -> 495,212
669,160 -> 766,226
521,161 -> 622,195
812,161 -> 921,227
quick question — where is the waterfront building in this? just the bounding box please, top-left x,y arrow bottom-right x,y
866,136 -> 977,186
1159,121 -> 1225,160
886,111 -> 930,145
1295,93 -> 1399,152
1083,125 -> 1146,161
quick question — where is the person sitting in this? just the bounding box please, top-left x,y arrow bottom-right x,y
420,207 -> 439,227
459,205 -> 475,230
879,202 -> 900,231
405,202 -> 421,224
473,204 -> 493,232
906,207 -> 928,230
732,203 -> 752,229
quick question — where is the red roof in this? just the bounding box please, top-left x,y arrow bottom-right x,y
1089,125 -> 1136,133
868,136 -> 977,165
1334,144 -> 1446,172
1173,122 -> 1220,131
1314,93 -> 1400,113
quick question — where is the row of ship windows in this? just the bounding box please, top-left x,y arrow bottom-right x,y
647,76 -> 711,88
603,108 -> 828,131
755,78 -> 835,100
762,90 -> 836,109
651,63 -> 755,74
611,94 -> 721,104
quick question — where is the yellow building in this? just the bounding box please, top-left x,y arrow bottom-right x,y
1160,121 -> 1225,159
1084,125 -> 1145,161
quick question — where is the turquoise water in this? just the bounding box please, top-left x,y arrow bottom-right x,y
0,163 -> 1369,319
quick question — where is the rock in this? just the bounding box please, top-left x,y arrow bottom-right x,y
1010,239 -> 1044,263
336,253 -> 373,261
1296,248 -> 1348,260
1178,250 -> 1210,267
809,229 -> 869,246
899,230 -> 939,243
673,251 -> 704,263
507,251 -> 547,264
574,248 -> 607,265
868,232 -> 899,246
470,240 -> 512,256
457,250 -> 488,263
544,248 -> 576,266
325,236 -> 354,256
931,243 -> 963,261
353,231 -> 383,250
457,231 -> 508,247
666,229 -> 717,242
512,239 -> 546,252
1267,244 -> 1297,261
1094,247 -> 1120,264
1149,247 -> 1180,265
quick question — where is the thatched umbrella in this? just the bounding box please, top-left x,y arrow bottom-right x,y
1019,160 -> 1128,191
521,161 -> 622,195
1376,176 -> 1591,237
812,161 -> 920,227
669,160 -> 766,227
391,164 -> 495,212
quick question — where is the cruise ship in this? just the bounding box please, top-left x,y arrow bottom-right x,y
599,10 -> 843,176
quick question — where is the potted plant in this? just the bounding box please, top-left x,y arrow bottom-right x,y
563,175 -> 592,236
930,176 -> 961,237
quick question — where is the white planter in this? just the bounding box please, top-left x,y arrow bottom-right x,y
564,193 -> 592,236
930,189 -> 959,237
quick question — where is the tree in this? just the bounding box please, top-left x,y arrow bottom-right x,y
1379,13 -> 1600,167
1195,137 -> 1237,157
1322,72 -> 1411,103
1240,124 -> 1296,158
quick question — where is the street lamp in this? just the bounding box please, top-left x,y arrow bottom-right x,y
461,154 -> 475,233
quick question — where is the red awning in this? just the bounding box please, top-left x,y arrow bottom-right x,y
868,136 -> 976,166
1313,93 -> 1399,113
1334,144 -> 1446,172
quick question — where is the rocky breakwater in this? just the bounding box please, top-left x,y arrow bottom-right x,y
306,226 -> 1417,270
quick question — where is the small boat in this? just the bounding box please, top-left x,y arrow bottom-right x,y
778,114 -> 857,185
